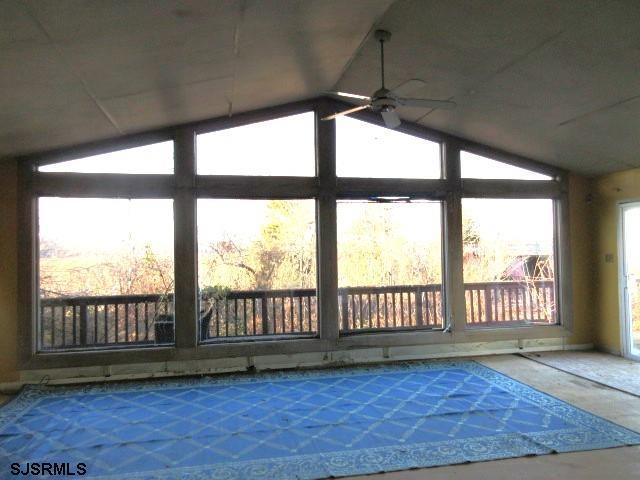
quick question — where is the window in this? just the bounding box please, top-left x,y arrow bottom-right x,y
337,200 -> 443,332
23,101 -> 569,366
197,199 -> 317,340
38,198 -> 175,350
38,141 -> 174,174
197,112 -> 315,176
461,151 -> 551,180
336,117 -> 441,178
462,198 -> 557,327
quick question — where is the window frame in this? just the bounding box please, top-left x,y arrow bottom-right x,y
460,197 -> 561,328
195,197 -> 320,342
17,97 -> 572,370
335,198 -> 447,335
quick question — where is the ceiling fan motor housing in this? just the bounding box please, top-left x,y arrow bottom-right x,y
371,90 -> 397,112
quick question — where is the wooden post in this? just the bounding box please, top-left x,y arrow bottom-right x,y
261,295 -> 269,335
173,128 -> 198,348
415,289 -> 424,326
443,140 -> 465,332
316,100 -> 339,342
484,285 -> 493,323
79,303 -> 88,347
340,289 -> 349,331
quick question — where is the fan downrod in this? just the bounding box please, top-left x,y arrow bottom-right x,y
374,29 -> 391,43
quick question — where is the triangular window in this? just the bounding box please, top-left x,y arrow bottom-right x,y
197,112 -> 315,176
39,141 -> 174,174
336,117 -> 441,179
461,151 -> 551,180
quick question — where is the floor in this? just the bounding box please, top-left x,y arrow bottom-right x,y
348,353 -> 640,480
2,352 -> 639,479
522,350 -> 640,396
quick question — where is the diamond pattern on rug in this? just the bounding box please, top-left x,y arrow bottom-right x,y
1,360 -> 639,479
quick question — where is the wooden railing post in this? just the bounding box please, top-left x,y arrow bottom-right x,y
79,303 -> 88,347
484,285 -> 493,323
340,289 -> 349,331
261,295 -> 269,335
415,289 -> 424,326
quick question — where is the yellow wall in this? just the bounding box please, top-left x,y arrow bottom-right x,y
0,158 -> 19,383
593,167 -> 640,353
567,174 -> 596,346
0,164 -> 597,384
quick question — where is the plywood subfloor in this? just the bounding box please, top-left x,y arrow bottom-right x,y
522,350 -> 640,397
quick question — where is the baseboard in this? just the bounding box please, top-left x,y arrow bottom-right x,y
594,344 -> 622,356
0,340 -> 594,394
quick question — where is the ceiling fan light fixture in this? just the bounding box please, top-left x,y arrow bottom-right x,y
322,29 -> 455,127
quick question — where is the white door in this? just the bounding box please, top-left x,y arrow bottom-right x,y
621,203 -> 640,360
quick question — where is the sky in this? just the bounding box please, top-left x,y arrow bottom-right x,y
38,113 -> 554,257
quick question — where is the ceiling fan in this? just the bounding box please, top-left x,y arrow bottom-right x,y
323,29 -> 456,129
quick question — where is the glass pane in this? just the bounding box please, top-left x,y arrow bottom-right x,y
336,116 -> 441,178
623,206 -> 640,356
38,141 -> 174,174
337,201 -> 443,332
461,151 -> 551,180
197,113 -> 315,176
462,198 -> 557,327
38,198 -> 175,350
197,199 -> 317,340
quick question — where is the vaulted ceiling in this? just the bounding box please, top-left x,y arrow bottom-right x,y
2,0 -> 640,175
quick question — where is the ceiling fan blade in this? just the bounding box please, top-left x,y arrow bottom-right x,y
390,79 -> 427,97
381,110 -> 401,129
325,91 -> 371,101
321,104 -> 369,121
397,97 -> 457,110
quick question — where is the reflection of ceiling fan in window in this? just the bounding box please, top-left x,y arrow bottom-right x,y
323,30 -> 456,129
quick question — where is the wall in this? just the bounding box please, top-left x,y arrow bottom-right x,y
0,163 -> 596,386
567,173 -> 596,346
0,158 -> 19,384
593,167 -> 640,353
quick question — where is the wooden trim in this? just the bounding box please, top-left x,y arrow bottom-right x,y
336,178 -> 447,199
19,325 -> 573,370
555,190 -> 573,332
337,325 -> 571,348
194,99 -> 317,135
442,141 -> 465,333
196,176 -> 318,199
32,172 -> 174,198
173,128 -> 198,349
17,161 -> 37,367
316,103 -> 339,342
461,179 -> 562,198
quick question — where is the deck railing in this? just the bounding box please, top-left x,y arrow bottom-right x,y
39,293 -> 173,350
38,280 -> 555,350
465,280 -> 555,327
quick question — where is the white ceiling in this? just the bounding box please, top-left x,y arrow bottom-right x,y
2,0 -> 640,175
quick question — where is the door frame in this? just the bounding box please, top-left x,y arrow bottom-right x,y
618,201 -> 640,361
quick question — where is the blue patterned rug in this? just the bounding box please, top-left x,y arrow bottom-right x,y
2,360 -> 640,479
